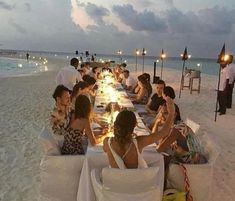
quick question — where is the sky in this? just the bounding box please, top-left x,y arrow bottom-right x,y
0,0 -> 235,58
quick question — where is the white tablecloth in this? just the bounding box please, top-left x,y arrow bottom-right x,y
76,75 -> 163,201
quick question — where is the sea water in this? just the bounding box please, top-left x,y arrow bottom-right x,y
0,57 -> 48,78
36,51 -> 219,76
0,51 -> 220,77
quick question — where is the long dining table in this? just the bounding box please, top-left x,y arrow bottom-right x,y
77,71 -> 164,201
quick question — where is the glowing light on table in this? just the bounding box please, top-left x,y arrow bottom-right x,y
18,64 -> 23,68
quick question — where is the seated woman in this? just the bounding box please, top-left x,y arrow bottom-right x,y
103,97 -> 178,169
131,73 -> 151,95
130,75 -> 152,104
113,64 -> 123,81
82,75 -> 97,104
88,66 -> 101,80
61,95 -> 106,155
150,86 -> 181,130
150,86 -> 183,152
71,81 -> 89,110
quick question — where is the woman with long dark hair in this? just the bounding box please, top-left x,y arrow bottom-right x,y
130,74 -> 152,104
61,95 -> 106,155
103,97 -> 177,168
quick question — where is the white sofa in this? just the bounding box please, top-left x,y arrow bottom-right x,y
167,120 -> 220,201
91,167 -> 162,201
39,127 -> 85,201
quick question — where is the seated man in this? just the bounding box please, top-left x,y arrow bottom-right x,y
50,85 -> 71,136
122,70 -> 137,91
145,80 -> 165,114
71,81 -> 89,110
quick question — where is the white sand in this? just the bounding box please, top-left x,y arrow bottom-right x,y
0,58 -> 234,201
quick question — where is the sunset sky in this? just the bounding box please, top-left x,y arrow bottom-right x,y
0,0 -> 235,57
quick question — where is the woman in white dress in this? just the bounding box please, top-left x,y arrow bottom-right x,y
103,97 -> 177,169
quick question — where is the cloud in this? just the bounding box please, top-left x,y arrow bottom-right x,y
70,0 -> 96,31
85,3 -> 109,24
165,0 -> 174,6
198,6 -> 235,34
0,1 -> 15,10
24,2 -> 31,12
112,4 -> 167,32
9,19 -> 27,34
165,9 -> 198,34
165,6 -> 235,35
70,0 -> 131,33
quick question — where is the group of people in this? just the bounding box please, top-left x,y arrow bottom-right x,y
218,54 -> 235,115
49,57 -> 205,170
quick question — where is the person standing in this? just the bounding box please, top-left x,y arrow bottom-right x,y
26,52 -> 29,61
218,63 -> 229,115
226,55 -> 235,108
56,58 -> 82,91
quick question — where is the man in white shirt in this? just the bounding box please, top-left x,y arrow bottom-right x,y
218,63 -> 229,115
122,70 -> 137,91
226,55 -> 235,108
56,58 -> 82,91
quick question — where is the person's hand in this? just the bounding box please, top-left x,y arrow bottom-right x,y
165,97 -> 175,115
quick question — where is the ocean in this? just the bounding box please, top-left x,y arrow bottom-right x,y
0,51 -> 220,77
0,56 -> 48,77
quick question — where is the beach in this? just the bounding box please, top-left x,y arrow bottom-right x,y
0,56 -> 235,201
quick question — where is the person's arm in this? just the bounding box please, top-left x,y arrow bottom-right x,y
137,97 -> 175,151
103,137 -> 109,152
134,85 -> 140,94
84,120 -> 99,145
117,74 -> 123,83
84,119 -> 107,146
135,88 -> 145,102
88,89 -> 96,97
225,67 -> 231,92
145,97 -> 156,114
